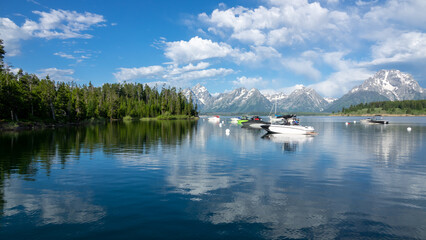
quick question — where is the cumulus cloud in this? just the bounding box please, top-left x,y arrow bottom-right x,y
113,66 -> 165,82
37,68 -> 77,82
362,0 -> 426,30
233,76 -> 263,89
368,32 -> 426,65
309,68 -> 373,97
199,0 -> 350,47
164,36 -> 234,64
231,29 -> 266,45
0,18 -> 32,56
0,9 -> 105,56
283,58 -> 322,80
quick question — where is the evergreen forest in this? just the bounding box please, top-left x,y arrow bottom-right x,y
336,100 -> 426,115
0,39 -> 198,124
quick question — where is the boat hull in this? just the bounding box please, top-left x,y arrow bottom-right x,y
360,119 -> 389,124
262,124 -> 315,134
242,120 -> 270,129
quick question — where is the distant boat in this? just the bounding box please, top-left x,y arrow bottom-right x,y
208,115 -> 220,122
360,115 -> 389,124
261,115 -> 316,134
230,117 -> 240,122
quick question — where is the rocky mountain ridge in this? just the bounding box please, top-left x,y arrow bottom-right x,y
184,70 -> 425,113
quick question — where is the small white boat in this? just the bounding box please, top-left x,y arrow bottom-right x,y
360,115 -> 389,124
230,117 -> 240,122
208,115 -> 220,122
261,115 -> 316,135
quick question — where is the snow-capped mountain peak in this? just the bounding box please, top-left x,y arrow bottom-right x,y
350,69 -> 423,101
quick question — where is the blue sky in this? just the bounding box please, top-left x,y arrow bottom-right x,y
1,0 -> 425,97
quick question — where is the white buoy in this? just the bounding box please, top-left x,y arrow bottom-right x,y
353,120 -> 357,123
345,122 -> 349,125
407,127 -> 412,132
222,120 -> 224,124
225,129 -> 230,135
219,123 -> 222,128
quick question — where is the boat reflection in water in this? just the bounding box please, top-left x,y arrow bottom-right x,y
262,133 -> 315,152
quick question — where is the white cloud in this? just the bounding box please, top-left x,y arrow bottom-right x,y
233,76 -> 263,88
309,68 -> 373,97
199,0 -> 350,47
164,36 -> 233,64
53,51 -> 93,63
362,0 -> 426,30
231,29 -> 265,45
267,27 -> 304,46
30,9 -> 106,39
167,68 -> 234,81
368,32 -> 426,65
54,52 -> 75,59
0,9 -> 105,56
37,68 -> 77,82
113,66 -> 165,82
0,18 -> 31,56
283,58 -> 321,80
166,62 -> 210,76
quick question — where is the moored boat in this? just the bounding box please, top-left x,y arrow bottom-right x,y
208,115 -> 220,122
360,115 -> 389,124
261,115 -> 316,134
237,116 -> 250,125
241,116 -> 270,129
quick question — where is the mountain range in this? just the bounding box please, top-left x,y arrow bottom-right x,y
183,70 -> 425,113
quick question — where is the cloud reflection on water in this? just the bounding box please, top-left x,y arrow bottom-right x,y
3,178 -> 105,225
163,119 -> 426,239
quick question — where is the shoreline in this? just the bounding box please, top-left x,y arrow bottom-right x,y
0,116 -> 200,132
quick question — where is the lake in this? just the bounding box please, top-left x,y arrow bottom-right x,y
1,116 -> 425,239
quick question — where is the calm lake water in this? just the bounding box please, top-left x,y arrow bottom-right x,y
1,116 -> 425,239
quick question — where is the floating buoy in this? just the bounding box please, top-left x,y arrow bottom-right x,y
225,129 -> 230,135
407,127 -> 412,132
353,120 -> 356,123
345,122 -> 350,125
219,123 -> 222,128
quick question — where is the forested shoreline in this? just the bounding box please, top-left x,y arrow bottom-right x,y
0,40 -> 198,129
334,100 -> 426,116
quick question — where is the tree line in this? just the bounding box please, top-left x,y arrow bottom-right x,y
338,99 -> 426,115
0,39 -> 198,123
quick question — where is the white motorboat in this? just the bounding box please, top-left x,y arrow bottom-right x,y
261,115 -> 316,135
360,115 -> 389,124
241,116 -> 270,129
